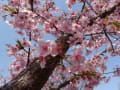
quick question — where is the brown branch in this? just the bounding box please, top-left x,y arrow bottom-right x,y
34,11 -> 60,33
76,31 -> 117,45
86,0 -> 97,15
84,31 -> 116,36
50,73 -> 86,90
27,0 -> 34,11
0,34 -> 71,90
51,68 -> 120,90
26,32 -> 32,66
23,48 -> 28,53
103,68 -> 120,75
103,30 -> 115,53
50,80 -> 71,90
27,0 -> 33,66
89,2 -> 120,25
81,0 -> 86,12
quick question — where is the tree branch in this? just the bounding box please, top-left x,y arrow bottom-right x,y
0,34 -> 71,90
86,0 -> 97,15
26,32 -> 32,66
103,30 -> 115,53
81,0 -> 86,12
51,68 -> 120,90
89,2 -> 120,25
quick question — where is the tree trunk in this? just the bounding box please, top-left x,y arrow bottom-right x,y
0,34 -> 70,90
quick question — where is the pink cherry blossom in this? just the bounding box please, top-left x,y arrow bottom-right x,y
7,45 -> 18,57
1,0 -> 120,89
21,38 -> 31,48
37,39 -> 52,56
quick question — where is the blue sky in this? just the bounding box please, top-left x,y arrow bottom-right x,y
0,0 -> 120,90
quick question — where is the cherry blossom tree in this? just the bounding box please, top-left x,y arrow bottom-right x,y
0,0 -> 120,90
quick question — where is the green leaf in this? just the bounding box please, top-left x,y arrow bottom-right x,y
112,21 -> 120,30
71,75 -> 78,79
101,49 -> 107,53
52,2 -> 55,5
16,40 -> 24,50
91,72 -> 96,76
16,40 -> 22,46
100,49 -> 107,56
6,7 -> 14,11
5,44 -> 10,47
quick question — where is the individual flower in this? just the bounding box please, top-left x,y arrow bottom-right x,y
8,45 -> 18,57
21,38 -> 31,48
37,39 -> 52,56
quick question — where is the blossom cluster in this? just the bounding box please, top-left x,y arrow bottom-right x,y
1,0 -> 120,89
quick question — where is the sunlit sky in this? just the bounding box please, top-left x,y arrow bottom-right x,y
0,0 -> 120,90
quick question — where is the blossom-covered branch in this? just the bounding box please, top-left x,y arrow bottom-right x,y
0,0 -> 120,90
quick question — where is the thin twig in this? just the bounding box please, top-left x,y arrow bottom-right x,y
81,0 -> 86,12
51,68 -> 120,90
34,11 -> 59,32
84,31 -> 116,36
103,30 -> 115,53
103,68 -> 120,75
86,0 -> 97,15
23,48 -> 28,53
26,32 -> 32,66
80,81 -> 85,90
88,2 -> 120,25
103,71 -> 115,75
50,80 -> 71,90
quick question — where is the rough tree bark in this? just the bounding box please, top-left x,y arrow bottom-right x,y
0,2 -> 120,90
0,34 -> 71,90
